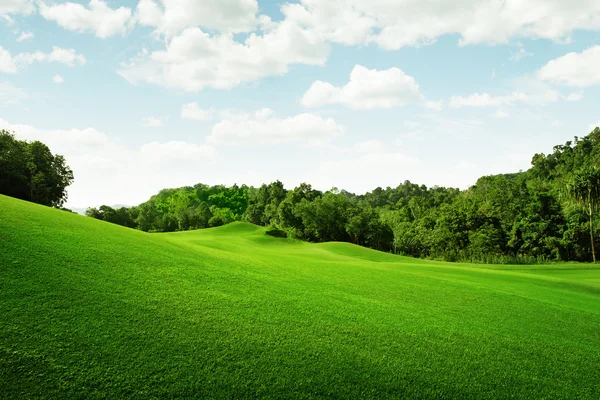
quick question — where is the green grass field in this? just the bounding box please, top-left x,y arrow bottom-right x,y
1,194 -> 600,399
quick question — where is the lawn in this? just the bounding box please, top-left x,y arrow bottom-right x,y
1,194 -> 599,398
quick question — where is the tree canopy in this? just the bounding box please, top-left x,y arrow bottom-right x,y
564,166 -> 600,262
0,130 -> 73,208
86,127 -> 600,263
6,125 -> 600,263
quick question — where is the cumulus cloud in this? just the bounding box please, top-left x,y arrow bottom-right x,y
52,74 -> 64,84
114,0 -> 600,93
16,31 -> 34,42
0,0 -> 35,16
39,0 -> 133,38
449,80 -> 561,108
135,0 -> 259,37
281,0 -> 600,50
301,65 -> 423,110
14,46 -> 87,67
117,21 -> 328,91
537,46 -> 600,87
181,102 -> 214,121
35,0 -> 600,52
0,118 -> 218,207
2,119 -> 112,150
207,108 -> 343,146
0,46 -> 17,73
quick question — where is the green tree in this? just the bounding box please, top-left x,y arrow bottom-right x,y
0,130 -> 73,207
565,166 -> 600,262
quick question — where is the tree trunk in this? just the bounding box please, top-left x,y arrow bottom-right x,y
590,194 -> 596,262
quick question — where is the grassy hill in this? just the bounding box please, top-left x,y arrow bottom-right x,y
1,194 -> 600,399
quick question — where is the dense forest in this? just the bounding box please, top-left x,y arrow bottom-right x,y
3,127 -> 600,263
83,127 -> 600,263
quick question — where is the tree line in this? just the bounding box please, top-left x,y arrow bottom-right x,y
84,127 -> 600,263
4,126 -> 600,263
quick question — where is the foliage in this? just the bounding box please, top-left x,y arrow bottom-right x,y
84,126 -> 600,263
0,130 -> 73,207
564,166 -> 600,261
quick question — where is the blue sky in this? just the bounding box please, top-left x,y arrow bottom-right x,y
1,0 -> 599,208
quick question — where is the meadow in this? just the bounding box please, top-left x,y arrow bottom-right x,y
1,194 -> 599,398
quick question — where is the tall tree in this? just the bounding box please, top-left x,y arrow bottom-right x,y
565,166 -> 600,262
0,130 -> 74,207
0,130 -> 29,200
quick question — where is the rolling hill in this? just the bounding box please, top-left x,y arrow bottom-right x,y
1,194 -> 599,398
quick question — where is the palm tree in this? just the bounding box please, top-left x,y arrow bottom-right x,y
565,166 -> 600,262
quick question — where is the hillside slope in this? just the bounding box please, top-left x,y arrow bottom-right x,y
1,194 -> 600,399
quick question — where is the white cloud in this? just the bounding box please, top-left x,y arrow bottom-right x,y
301,65 -> 423,110
509,47 -> 533,61
52,74 -> 64,84
537,46 -> 600,87
0,118 -> 218,207
0,0 -> 35,16
135,0 -> 259,37
15,46 -> 87,67
141,116 -> 163,127
16,31 -> 34,42
510,77 -> 561,106
181,102 -> 214,121
207,108 -> 343,146
117,1 -> 600,93
450,79 -> 561,109
281,0 -> 600,50
1,119 -> 112,150
0,46 -> 17,73
39,0 -> 133,38
117,20 -> 328,91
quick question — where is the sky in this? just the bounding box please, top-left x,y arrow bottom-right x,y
1,0 -> 600,209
